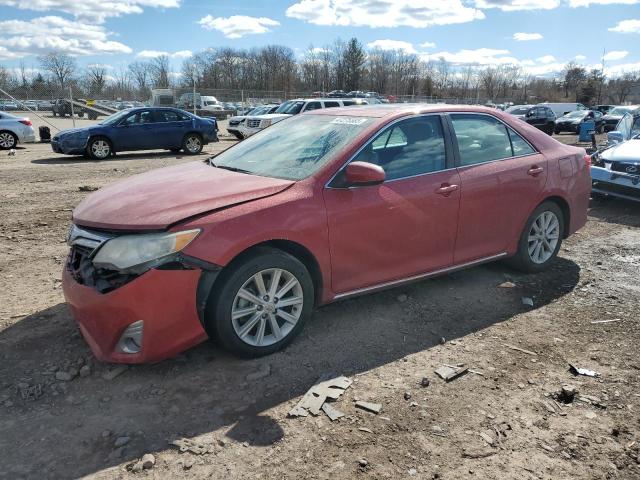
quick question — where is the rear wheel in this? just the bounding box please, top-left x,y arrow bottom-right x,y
205,248 -> 314,358
0,131 -> 17,149
86,137 -> 112,160
509,201 -> 564,273
182,133 -> 203,154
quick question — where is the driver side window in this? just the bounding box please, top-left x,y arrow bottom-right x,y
350,116 -> 446,181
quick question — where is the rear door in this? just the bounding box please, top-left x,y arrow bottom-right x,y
448,113 -> 547,264
323,114 -> 461,294
152,109 -> 191,148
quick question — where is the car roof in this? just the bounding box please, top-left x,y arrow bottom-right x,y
306,103 -> 512,118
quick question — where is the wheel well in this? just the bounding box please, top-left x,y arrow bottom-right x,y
543,196 -> 571,238
212,240 -> 323,307
184,131 -> 202,140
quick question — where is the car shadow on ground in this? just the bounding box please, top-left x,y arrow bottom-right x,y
0,257 -> 580,478
30,151 -> 209,165
588,197 -> 640,228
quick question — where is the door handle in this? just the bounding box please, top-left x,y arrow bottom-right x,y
435,183 -> 459,196
527,166 -> 544,176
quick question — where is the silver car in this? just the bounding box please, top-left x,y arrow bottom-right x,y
591,113 -> 640,202
0,112 -> 36,149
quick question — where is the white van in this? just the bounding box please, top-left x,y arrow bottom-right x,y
537,102 -> 588,118
237,98 -> 367,138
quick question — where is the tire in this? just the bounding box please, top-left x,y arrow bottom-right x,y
554,127 -> 560,135
508,201 -> 564,273
596,124 -> 603,134
86,136 -> 112,160
52,111 -> 57,117
205,248 -> 314,358
0,131 -> 17,150
182,133 -> 203,154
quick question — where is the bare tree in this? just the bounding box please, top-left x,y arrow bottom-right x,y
609,71 -> 639,103
128,61 -> 151,92
38,52 -> 76,87
150,55 -> 170,88
85,65 -> 107,96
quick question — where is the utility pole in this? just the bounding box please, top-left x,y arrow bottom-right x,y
598,48 -> 606,105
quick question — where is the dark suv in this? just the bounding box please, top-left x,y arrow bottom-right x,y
523,106 -> 556,135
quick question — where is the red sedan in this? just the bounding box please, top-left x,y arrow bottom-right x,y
63,105 -> 591,362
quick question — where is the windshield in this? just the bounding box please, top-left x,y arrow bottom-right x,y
609,107 -> 633,116
507,106 -> 529,114
99,110 -> 133,125
275,101 -> 305,115
565,111 -> 587,118
211,115 -> 372,180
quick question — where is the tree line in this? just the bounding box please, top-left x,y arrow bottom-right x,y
1,38 -> 638,105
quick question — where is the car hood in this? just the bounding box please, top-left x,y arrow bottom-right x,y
248,113 -> 292,120
601,138 -> 640,162
57,126 -> 99,138
73,161 -> 295,231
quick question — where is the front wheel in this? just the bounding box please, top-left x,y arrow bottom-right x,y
509,201 -> 564,273
86,137 -> 112,160
182,133 -> 203,154
206,248 -> 314,358
0,131 -> 17,149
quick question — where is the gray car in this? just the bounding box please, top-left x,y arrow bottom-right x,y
591,113 -> 640,202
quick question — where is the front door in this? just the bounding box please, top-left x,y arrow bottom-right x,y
114,110 -> 158,151
448,113 -> 548,264
323,115 -> 461,295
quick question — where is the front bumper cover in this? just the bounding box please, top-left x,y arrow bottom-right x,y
591,165 -> 640,202
62,266 -> 209,363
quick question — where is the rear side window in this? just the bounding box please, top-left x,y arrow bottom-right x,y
324,101 -> 340,108
508,127 -> 536,156
451,114 -> 512,166
342,100 -> 355,106
304,102 -> 322,111
156,110 -> 187,122
352,115 -> 446,181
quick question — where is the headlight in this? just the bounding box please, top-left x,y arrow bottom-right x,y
93,229 -> 200,273
261,119 -> 272,128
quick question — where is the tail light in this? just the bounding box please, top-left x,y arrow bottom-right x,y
19,119 -> 32,126
583,154 -> 591,168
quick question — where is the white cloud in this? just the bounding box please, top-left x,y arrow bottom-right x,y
367,39 -> 417,54
0,0 -> 180,23
0,16 -> 132,59
513,32 -> 543,41
603,50 -> 629,61
136,49 -> 193,59
537,55 -> 556,63
420,41 -> 436,48
198,15 -> 280,38
286,0 -> 485,28
575,54 -> 587,60
569,0 -> 639,7
474,0 -> 560,11
609,18 -> 640,33
605,61 -> 640,76
426,48 -> 519,66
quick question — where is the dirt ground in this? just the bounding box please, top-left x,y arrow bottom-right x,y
1,124 -> 639,480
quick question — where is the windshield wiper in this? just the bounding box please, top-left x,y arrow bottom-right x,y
209,160 -> 253,175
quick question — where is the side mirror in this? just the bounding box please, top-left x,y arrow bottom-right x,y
345,161 -> 386,186
607,131 -> 625,145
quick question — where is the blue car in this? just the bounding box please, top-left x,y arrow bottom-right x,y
51,107 -> 218,159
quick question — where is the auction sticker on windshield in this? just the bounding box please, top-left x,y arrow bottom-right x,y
330,117 -> 369,125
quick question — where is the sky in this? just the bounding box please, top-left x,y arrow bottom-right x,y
0,0 -> 639,79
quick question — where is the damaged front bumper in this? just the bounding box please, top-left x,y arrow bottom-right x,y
591,165 -> 640,202
61,225 -> 218,363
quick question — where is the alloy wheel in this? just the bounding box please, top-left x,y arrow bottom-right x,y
231,268 -> 303,347
527,211 -> 560,264
185,136 -> 201,153
91,140 -> 110,159
0,132 -> 16,149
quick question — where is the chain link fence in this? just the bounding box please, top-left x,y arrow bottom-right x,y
0,82 -> 518,134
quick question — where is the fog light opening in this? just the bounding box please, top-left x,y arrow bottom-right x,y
116,320 -> 144,354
